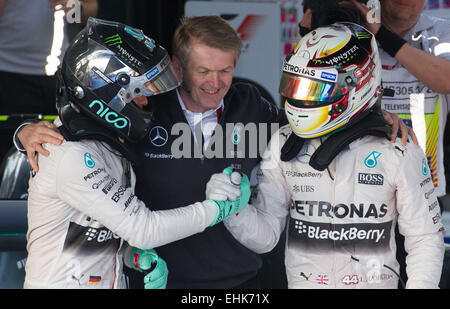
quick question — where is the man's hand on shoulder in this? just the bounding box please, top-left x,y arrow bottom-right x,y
18,121 -> 64,172
381,110 -> 418,146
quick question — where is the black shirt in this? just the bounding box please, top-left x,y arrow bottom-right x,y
129,83 -> 286,288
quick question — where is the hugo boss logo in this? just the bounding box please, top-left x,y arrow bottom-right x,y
88,100 -> 128,129
358,173 -> 384,185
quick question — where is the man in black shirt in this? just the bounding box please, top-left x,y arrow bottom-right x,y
127,16 -> 286,288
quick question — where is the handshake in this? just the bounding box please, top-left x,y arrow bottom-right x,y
127,167 -> 251,289
204,167 -> 251,226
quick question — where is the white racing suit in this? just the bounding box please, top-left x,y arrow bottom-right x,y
225,125 -> 445,288
25,139 -> 215,289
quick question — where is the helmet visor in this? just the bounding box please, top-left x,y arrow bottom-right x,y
279,72 -> 345,107
142,59 -> 180,95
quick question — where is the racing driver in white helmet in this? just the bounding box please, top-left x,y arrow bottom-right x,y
23,18 -> 249,289
206,22 -> 445,288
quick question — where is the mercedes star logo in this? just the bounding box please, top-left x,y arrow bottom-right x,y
296,141 -> 317,164
149,126 -> 169,147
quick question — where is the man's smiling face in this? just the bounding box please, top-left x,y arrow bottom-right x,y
176,38 -> 236,113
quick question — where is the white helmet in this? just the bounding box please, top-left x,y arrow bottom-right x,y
279,22 -> 382,139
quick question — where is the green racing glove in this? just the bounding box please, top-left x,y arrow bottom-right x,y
128,247 -> 168,289
206,166 -> 251,226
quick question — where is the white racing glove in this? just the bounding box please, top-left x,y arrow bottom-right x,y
206,168 -> 243,201
204,167 -> 250,226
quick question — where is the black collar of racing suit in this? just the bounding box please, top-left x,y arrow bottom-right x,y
280,105 -> 394,171
57,115 -> 138,166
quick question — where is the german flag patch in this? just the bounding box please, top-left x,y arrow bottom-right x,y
88,276 -> 101,285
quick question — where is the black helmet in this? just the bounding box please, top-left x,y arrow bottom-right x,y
57,18 -> 181,143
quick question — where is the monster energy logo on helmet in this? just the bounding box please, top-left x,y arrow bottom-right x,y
104,34 -> 122,46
